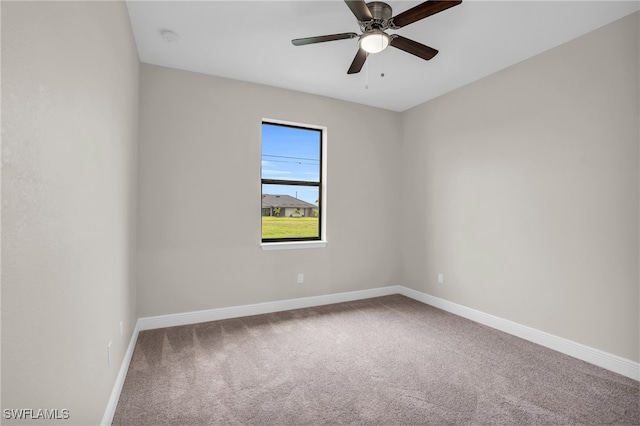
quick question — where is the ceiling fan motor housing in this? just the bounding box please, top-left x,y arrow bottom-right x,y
367,2 -> 392,20
362,1 -> 393,31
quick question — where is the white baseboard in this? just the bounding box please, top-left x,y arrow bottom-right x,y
101,321 -> 140,426
103,284 -> 638,423
397,286 -> 640,381
137,285 -> 403,331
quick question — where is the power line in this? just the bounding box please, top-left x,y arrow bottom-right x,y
263,154 -> 319,162
264,159 -> 317,165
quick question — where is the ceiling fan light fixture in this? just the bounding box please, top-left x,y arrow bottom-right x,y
359,31 -> 390,54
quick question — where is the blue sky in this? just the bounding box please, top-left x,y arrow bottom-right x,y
261,123 -> 320,205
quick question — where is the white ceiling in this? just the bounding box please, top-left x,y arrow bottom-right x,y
126,1 -> 639,112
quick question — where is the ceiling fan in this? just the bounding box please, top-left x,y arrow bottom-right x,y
292,0 -> 462,74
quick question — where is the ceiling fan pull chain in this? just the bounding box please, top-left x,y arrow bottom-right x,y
365,60 -> 369,89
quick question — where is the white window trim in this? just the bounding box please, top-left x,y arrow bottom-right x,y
260,118 -> 327,250
260,241 -> 327,251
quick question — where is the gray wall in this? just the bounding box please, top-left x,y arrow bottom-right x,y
2,2 -> 139,424
400,12 -> 639,362
137,64 -> 402,317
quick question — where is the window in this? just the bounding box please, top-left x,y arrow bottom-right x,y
261,121 -> 324,244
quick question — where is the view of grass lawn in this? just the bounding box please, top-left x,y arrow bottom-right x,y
262,216 -> 319,239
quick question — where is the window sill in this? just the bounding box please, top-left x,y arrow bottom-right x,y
261,241 -> 327,251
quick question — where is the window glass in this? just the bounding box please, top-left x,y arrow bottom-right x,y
261,122 -> 322,242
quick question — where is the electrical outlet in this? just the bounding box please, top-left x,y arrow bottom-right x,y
297,273 -> 304,284
438,273 -> 444,284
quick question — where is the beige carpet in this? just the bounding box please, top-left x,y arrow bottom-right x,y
113,295 -> 639,425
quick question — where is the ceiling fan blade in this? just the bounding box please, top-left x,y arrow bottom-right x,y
347,48 -> 368,74
292,32 -> 359,46
392,0 -> 462,28
344,0 -> 373,21
390,35 -> 438,61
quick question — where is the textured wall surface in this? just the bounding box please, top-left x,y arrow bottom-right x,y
2,2 -> 139,424
136,64 -> 402,318
400,12 -> 639,362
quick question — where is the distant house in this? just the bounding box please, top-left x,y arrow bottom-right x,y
262,194 -> 317,217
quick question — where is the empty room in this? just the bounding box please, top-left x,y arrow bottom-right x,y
2,0 -> 639,425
